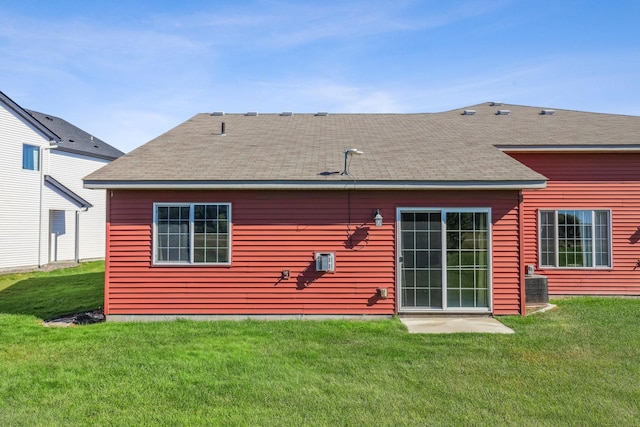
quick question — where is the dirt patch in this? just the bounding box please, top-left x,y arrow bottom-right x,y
1,262 -> 80,275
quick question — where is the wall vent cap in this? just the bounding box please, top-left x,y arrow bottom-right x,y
315,252 -> 335,272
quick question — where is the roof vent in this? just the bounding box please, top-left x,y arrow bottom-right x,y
211,111 -> 225,116
496,109 -> 511,115
540,109 -> 555,115
462,110 -> 476,115
490,102 -> 503,106
315,112 -> 329,116
245,111 -> 258,116
280,111 -> 293,116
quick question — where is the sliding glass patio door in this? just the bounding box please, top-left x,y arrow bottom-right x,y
398,209 -> 491,311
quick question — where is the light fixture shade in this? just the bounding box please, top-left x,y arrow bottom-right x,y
374,210 -> 383,227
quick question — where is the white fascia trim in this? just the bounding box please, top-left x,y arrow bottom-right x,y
0,93 -> 60,143
84,180 -> 547,191
497,144 -> 640,153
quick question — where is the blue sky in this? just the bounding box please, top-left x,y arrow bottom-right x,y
1,1 -> 639,153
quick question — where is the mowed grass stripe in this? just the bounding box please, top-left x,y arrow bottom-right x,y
0,263 -> 638,425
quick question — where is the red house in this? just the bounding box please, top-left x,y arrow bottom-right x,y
84,103 -> 640,320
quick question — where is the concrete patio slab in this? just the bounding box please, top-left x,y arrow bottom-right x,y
400,316 -> 515,334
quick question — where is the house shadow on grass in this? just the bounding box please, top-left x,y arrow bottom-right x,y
0,272 -> 104,320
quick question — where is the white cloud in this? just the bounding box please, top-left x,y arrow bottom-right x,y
0,18 -> 203,72
1,0 -> 638,153
147,0 -> 507,49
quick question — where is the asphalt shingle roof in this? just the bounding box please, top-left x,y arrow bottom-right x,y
27,110 -> 124,160
84,102 -> 640,188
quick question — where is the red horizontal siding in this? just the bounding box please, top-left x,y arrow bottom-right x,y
511,152 -> 640,296
105,189 -> 522,316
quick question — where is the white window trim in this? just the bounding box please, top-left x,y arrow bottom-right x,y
22,143 -> 41,171
153,202 -> 232,266
395,207 -> 493,313
537,209 -> 612,270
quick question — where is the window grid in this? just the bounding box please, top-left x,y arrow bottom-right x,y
400,212 -> 442,308
156,206 -> 190,263
193,204 -> 229,264
594,211 -> 610,267
446,212 -> 489,308
539,211 -> 555,266
539,209 -> 611,268
155,203 -> 230,265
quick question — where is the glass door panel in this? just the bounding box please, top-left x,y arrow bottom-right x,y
400,212 -> 442,309
399,209 -> 490,311
445,212 -> 489,308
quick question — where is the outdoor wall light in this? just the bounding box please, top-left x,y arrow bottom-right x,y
374,209 -> 383,227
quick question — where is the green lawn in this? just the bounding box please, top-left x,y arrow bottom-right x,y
0,261 -> 104,319
1,264 -> 639,426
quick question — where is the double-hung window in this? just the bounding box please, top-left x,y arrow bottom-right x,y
154,203 -> 231,265
539,209 -> 611,268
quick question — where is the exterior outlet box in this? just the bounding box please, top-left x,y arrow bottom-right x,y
315,252 -> 335,272
526,265 -> 535,275
377,288 -> 388,299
